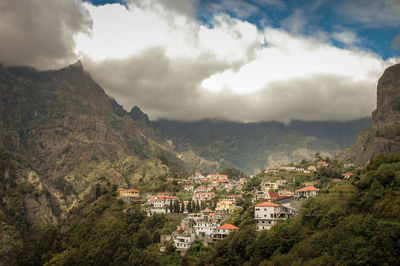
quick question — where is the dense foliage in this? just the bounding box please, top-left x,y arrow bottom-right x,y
188,154 -> 400,265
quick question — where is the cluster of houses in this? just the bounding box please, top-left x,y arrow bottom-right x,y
169,171 -> 248,192
265,161 -> 330,174
160,208 -> 238,255
116,170 -> 329,255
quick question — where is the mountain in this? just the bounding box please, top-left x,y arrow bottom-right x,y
339,63 -> 400,164
154,117 -> 370,173
0,61 -> 188,226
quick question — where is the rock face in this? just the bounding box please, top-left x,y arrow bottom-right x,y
0,61 -> 185,224
372,63 -> 400,129
339,63 -> 400,164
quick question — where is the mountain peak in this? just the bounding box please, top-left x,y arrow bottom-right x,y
372,63 -> 400,128
130,106 -> 150,124
69,60 -> 83,70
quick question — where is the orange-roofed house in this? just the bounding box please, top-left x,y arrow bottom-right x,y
195,185 -> 207,193
212,223 -> 239,240
254,202 -> 284,231
342,173 -> 354,179
295,186 -> 319,199
117,188 -> 139,198
192,192 -> 216,203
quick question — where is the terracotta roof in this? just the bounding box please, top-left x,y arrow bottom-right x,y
268,192 -> 280,198
162,195 -> 179,199
255,202 -> 280,207
296,186 -> 319,192
342,173 -> 353,176
218,223 -> 239,230
209,213 -> 215,216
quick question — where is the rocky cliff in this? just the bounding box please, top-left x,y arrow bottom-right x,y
339,63 -> 400,164
0,61 -> 186,226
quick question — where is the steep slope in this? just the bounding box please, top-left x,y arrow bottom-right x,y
154,118 -> 370,173
0,62 -> 186,222
339,63 -> 400,164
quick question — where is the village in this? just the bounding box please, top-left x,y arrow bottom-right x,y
117,160 -> 355,255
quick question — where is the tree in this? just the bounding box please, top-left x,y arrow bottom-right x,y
173,200 -> 180,213
180,201 -> 185,213
169,200 -> 173,213
187,200 -> 192,213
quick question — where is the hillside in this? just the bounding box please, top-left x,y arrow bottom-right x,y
155,118 -> 370,173
0,61 -> 188,225
191,154 -> 400,265
339,63 -> 400,164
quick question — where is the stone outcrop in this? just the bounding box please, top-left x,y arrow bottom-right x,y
339,63 -> 400,164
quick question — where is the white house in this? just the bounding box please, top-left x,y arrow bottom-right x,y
173,233 -> 195,255
294,186 -> 319,199
194,221 -> 218,237
212,223 -> 239,240
254,202 -> 283,231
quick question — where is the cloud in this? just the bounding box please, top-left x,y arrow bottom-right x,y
281,10 -> 307,33
77,1 -> 390,122
331,29 -> 358,46
0,0 -> 92,69
339,0 -> 400,27
203,0 -> 260,19
391,34 -> 400,50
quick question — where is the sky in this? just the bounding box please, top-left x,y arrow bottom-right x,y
0,0 -> 399,122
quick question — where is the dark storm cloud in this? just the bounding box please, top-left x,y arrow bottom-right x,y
0,0 -> 92,69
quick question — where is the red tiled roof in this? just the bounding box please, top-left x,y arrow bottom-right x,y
162,195 -> 179,199
255,202 -> 280,207
194,192 -> 216,195
342,173 -> 353,176
218,223 -> 239,230
268,192 -> 280,198
209,213 -> 215,216
117,189 -> 139,192
296,186 -> 319,192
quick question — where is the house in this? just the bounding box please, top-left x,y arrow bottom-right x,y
266,192 -> 280,200
195,185 -> 207,193
254,202 -> 284,231
194,221 -> 218,237
117,189 -> 139,198
173,233 -> 195,255
276,179 -> 287,186
184,185 -> 194,192
189,170 -> 206,183
207,185 -> 219,192
263,181 -> 279,191
239,178 -> 247,184
342,173 -> 354,179
192,192 -> 216,203
206,174 -> 228,181
216,200 -> 236,213
295,186 -> 319,199
212,224 -> 239,240
317,161 -> 329,168
278,190 -> 294,197
265,167 -> 280,173
307,165 -> 317,172
163,195 -> 179,206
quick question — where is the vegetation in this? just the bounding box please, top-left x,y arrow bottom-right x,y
186,154 -> 400,265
